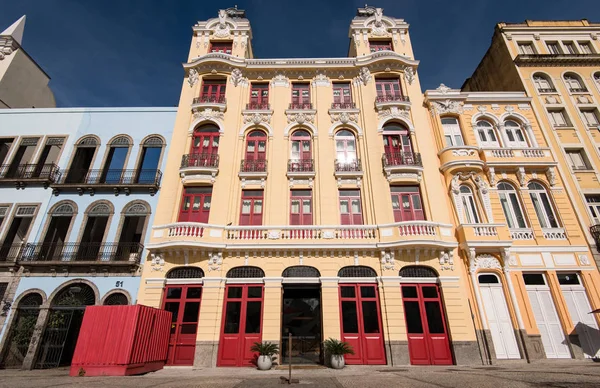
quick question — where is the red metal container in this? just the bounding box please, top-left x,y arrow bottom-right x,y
69,305 -> 171,377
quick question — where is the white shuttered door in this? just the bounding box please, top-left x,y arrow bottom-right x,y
480,283 -> 521,359
561,285 -> 600,358
527,286 -> 571,358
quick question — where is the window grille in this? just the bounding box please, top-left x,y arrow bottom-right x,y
338,266 -> 377,278
52,203 -> 75,216
103,292 -> 128,305
282,266 -> 320,278
46,138 -> 65,146
144,136 -> 164,146
78,136 -> 98,146
16,206 -> 36,216
19,293 -> 43,308
89,203 -> 111,215
52,284 -> 96,307
21,138 -> 39,147
110,136 -> 131,146
0,207 -> 8,217
124,203 -> 149,214
399,266 -> 438,278
166,267 -> 205,279
226,266 -> 265,278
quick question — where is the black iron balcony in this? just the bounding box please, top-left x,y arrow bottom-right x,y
287,159 -> 314,173
51,169 -> 162,195
331,102 -> 356,109
590,224 -> 600,252
0,243 -> 24,263
240,159 -> 267,173
569,87 -> 588,93
289,101 -> 313,110
537,88 -> 557,93
193,95 -> 226,104
18,242 -> 144,264
246,102 -> 270,110
382,152 -> 423,167
181,153 -> 219,169
375,93 -> 410,103
0,163 -> 60,187
335,159 -> 362,172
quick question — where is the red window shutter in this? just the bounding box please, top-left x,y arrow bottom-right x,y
302,198 -> 312,226
391,193 -> 402,222
199,195 -> 211,223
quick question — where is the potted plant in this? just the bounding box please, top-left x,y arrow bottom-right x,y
250,341 -> 279,370
323,338 -> 354,369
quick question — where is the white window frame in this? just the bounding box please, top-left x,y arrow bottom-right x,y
475,121 -> 500,148
581,109 -> 600,128
518,42 -> 535,54
528,182 -> 560,229
503,120 -> 529,148
564,73 -> 586,92
548,109 -> 569,127
585,195 -> 600,224
533,74 -> 554,92
459,185 -> 480,223
546,42 -> 562,54
563,41 -> 578,54
565,149 -> 590,170
578,41 -> 593,54
441,117 -> 464,147
498,182 -> 527,229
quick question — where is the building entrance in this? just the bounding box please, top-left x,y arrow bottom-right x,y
281,285 -> 322,364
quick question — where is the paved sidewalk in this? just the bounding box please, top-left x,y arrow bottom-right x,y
1,361 -> 600,387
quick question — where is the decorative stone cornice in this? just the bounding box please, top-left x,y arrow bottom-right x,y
0,37 -> 18,60
193,108 -> 224,122
429,100 -> 464,116
377,106 -> 410,121
242,110 -> 272,125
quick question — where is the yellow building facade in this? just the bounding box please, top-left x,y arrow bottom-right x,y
136,8 -> 600,368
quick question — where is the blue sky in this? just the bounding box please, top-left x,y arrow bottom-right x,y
1,0 -> 599,107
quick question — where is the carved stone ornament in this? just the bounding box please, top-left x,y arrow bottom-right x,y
404,67 -> 415,86
439,250 -> 454,271
150,253 -> 165,272
452,149 -> 476,157
213,10 -> 232,38
477,105 -> 487,114
474,254 -> 502,270
360,7 -> 388,36
356,67 -> 372,86
381,250 -> 396,271
378,106 -> 410,120
243,112 -> 271,125
545,167 -> 556,187
487,167 -> 496,187
330,111 -> 358,124
271,74 -> 290,87
230,68 -> 246,87
473,175 -> 489,195
430,100 -> 463,116
436,83 -> 451,94
193,108 -> 224,122
505,105 -> 515,114
287,112 -> 315,125
312,73 -> 330,87
188,69 -> 199,87
516,167 -> 527,187
208,252 -> 223,271
578,254 -> 590,266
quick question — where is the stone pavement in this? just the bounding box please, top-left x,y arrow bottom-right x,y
1,361 -> 600,387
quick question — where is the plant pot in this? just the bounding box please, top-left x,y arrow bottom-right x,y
330,354 -> 345,369
257,355 -> 272,370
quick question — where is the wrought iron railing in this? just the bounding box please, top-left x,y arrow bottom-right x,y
335,159 -> 362,172
331,102 -> 356,109
590,224 -> 600,252
382,152 -> 423,167
537,88 -> 557,93
181,153 -> 219,169
19,242 -> 144,263
569,87 -> 588,93
287,159 -> 314,173
375,93 -> 410,103
240,159 -> 267,173
0,243 -> 24,262
289,101 -> 313,110
0,163 -> 60,182
55,169 -> 162,186
193,95 -> 226,104
246,102 -> 270,110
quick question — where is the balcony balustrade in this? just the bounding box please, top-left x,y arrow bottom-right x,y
457,223 -> 512,249
542,227 -> 566,240
181,153 -> 219,169
287,159 -> 314,173
289,101 -> 313,110
0,163 -> 60,187
331,102 -> 356,110
51,169 -> 162,195
0,243 -> 24,264
246,102 -> 270,110
382,152 -> 422,168
18,242 -> 144,264
335,159 -> 362,173
193,95 -> 226,104
375,93 -> 410,103
481,147 -> 554,168
509,228 -> 534,240
240,159 -> 268,173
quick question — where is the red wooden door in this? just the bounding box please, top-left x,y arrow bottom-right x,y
290,190 -> 312,226
240,190 -> 263,226
218,285 -> 264,366
339,190 -> 363,225
401,284 -> 452,365
179,187 -> 212,223
162,285 -> 202,366
333,83 -> 352,107
391,186 -> 424,222
339,284 -> 386,365
244,131 -> 267,171
192,131 -> 219,155
291,84 -> 310,107
250,84 -> 269,108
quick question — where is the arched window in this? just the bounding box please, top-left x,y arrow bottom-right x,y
478,274 -> 500,284
282,266 -> 320,278
51,283 -> 96,307
595,72 -> 600,85
191,125 -> 220,156
40,201 -> 76,261
78,202 -> 112,260
0,292 -> 43,367
117,201 -> 150,259
335,129 -> 358,170
564,73 -> 587,93
497,182 -> 527,228
226,266 -> 265,278
243,130 -> 267,172
167,267 -> 205,279
399,265 -> 438,278
528,182 -> 559,229
441,117 -> 464,147
382,123 -> 415,165
65,136 -> 99,184
137,136 -> 165,184
533,73 -> 555,93
503,120 -> 528,148
338,266 -> 377,278
475,120 -> 500,147
459,185 -> 480,223
103,292 -> 129,305
102,136 -> 131,184
290,130 -> 312,171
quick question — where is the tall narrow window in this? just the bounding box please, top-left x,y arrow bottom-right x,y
548,109 -> 569,127
190,126 -> 219,167
547,42 -> 561,54
383,123 -> 414,166
391,186 -> 424,222
209,41 -> 232,54
503,120 -> 529,148
200,79 -> 226,103
528,182 -> 559,229
475,121 -> 500,147
339,189 -> 363,225
517,42 -> 535,54
0,138 -> 14,166
0,206 -> 36,260
565,149 -> 591,170
564,73 -> 586,92
376,78 -> 402,102
240,190 -> 263,226
34,137 -> 63,178
65,136 -> 98,184
581,109 -> 600,128
332,83 -> 352,108
291,83 -> 310,109
497,182 -> 527,229
533,74 -> 555,93
459,185 -> 480,223
137,136 -> 164,184
289,130 -> 312,172
78,203 -> 111,260
0,206 -> 8,231
369,39 -> 393,52
441,117 -> 464,146
41,202 -> 75,261
243,131 -> 267,172
249,83 -> 269,109
179,187 -> 212,223
335,130 -> 358,171
101,136 -> 130,184
6,138 -> 39,178
563,42 -> 577,54
118,203 -> 148,244
586,195 -> 600,224
579,42 -> 593,54
290,190 -> 312,225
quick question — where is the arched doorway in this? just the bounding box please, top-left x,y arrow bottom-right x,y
217,266 -> 265,367
399,266 -> 452,365
338,266 -> 386,365
0,293 -> 43,368
281,266 -> 322,364
35,283 -> 96,369
162,266 -> 204,366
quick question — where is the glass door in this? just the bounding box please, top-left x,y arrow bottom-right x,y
162,285 -> 202,366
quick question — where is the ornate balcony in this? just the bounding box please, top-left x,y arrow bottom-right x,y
0,163 -> 60,188
382,152 -> 423,183
246,102 -> 270,110
375,93 -> 411,112
438,146 -> 483,173
481,147 -> 555,168
0,243 -> 24,266
239,159 -> 268,186
289,102 -> 313,110
18,242 -> 143,270
457,224 -> 512,250
542,227 -> 566,240
287,159 -> 315,185
590,224 -> 600,252
51,169 -> 162,196
331,102 -> 356,110
191,94 -> 226,112
180,153 -> 219,184
509,228 -> 534,240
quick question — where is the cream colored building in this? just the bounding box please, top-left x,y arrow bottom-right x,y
137,7 -> 480,367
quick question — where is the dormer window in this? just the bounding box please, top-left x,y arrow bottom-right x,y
210,42 -> 233,54
369,39 -> 393,53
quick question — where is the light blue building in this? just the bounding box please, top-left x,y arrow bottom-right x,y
0,107 -> 175,369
